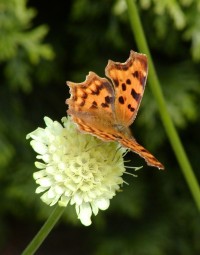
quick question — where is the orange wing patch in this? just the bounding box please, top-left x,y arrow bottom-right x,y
67,72 -> 114,115
106,51 -> 148,126
66,51 -> 164,170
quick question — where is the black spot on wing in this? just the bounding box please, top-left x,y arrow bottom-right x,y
115,64 -> 129,71
132,71 -> 146,87
126,79 -> 131,85
128,104 -> 135,112
132,71 -> 139,78
118,96 -> 124,104
131,88 -> 140,101
91,87 -> 100,95
113,79 -> 119,87
90,101 -> 98,109
79,100 -> 85,107
101,103 -> 109,108
122,83 -> 126,91
82,91 -> 88,99
105,96 -> 114,104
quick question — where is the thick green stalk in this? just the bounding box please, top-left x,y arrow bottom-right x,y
22,205 -> 65,255
125,0 -> 200,209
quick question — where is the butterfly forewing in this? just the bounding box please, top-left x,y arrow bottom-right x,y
105,51 -> 148,127
67,71 -> 116,134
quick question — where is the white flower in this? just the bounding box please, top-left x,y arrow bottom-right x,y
26,116 -> 128,226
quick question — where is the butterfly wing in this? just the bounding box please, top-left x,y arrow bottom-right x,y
105,50 -> 148,127
66,71 -> 119,141
106,51 -> 164,169
119,136 -> 164,169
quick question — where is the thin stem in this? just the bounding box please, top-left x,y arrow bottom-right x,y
22,205 -> 66,255
125,0 -> 200,210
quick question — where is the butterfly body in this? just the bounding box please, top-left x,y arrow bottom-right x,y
66,51 -> 164,170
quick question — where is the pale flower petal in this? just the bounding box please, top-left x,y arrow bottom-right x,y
30,140 -> 47,154
35,161 -> 46,169
36,186 -> 48,194
26,128 -> 48,143
96,198 -> 110,210
44,116 -> 53,127
91,202 -> 99,216
33,170 -> 47,180
36,177 -> 52,187
78,203 -> 92,226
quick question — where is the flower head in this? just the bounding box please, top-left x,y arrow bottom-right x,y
26,117 -> 128,226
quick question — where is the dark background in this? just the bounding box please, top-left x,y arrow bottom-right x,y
0,0 -> 200,254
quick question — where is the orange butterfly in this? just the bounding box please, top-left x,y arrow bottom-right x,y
66,51 -> 164,169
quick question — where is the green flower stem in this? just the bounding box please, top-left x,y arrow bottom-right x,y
22,205 -> 66,255
125,0 -> 200,210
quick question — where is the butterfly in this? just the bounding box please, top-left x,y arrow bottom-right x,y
66,50 -> 164,169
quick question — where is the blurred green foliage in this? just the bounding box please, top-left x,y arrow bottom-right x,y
0,0 -> 54,91
0,0 -> 200,254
